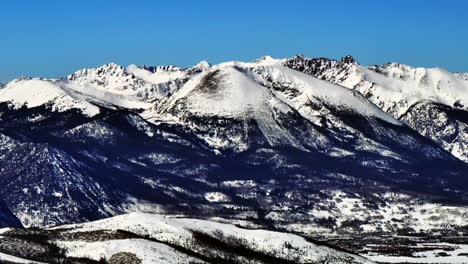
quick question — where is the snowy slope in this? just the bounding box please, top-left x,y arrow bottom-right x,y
0,78 -> 100,116
284,56 -> 468,117
127,61 -> 210,84
0,252 -> 45,264
0,61 -> 210,116
146,63 -> 405,153
160,66 -> 270,118
249,65 -> 401,125
51,212 -> 375,264
66,63 -> 173,109
352,63 -> 468,117
57,239 -> 203,264
283,55 -> 468,162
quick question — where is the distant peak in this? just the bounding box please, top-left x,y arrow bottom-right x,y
16,75 -> 32,81
341,55 -> 358,64
193,60 -> 211,70
90,62 -> 120,69
382,62 -> 400,67
253,55 -> 274,62
292,54 -> 307,60
67,63 -> 128,81
139,65 -> 182,73
77,63 -> 126,74
379,62 -> 416,71
6,75 -> 32,85
251,56 -> 283,66
100,62 -> 125,70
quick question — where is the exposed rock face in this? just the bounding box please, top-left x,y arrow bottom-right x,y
400,101 -> 468,162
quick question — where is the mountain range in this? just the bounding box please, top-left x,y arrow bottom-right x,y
0,55 -> 467,240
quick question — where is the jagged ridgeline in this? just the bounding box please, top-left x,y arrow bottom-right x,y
0,55 -> 467,237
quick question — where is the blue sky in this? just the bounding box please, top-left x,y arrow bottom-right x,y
1,0 -> 467,82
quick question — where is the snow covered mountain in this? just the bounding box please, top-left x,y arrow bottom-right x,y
283,55 -> 468,162
0,56 -> 467,239
0,61 -> 210,115
65,61 -> 209,110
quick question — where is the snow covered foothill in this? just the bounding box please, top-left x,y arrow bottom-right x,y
297,191 -> 468,234
56,239 -> 202,264
0,252 -> 45,264
365,243 -> 468,264
51,212 -> 375,264
204,192 -> 231,202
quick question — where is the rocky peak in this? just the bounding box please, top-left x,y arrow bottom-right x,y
67,62 -> 129,81
282,55 -> 340,76
455,72 -> 468,81
341,55 -> 358,64
139,65 -> 183,73
10,75 -> 32,83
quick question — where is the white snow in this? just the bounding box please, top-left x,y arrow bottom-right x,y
221,180 -> 257,188
56,239 -> 201,264
0,79 -> 100,116
340,63 -> 468,117
166,66 -> 269,118
126,64 -> 188,85
307,190 -> 468,234
65,63 -> 173,110
365,243 -> 468,264
51,212 -> 374,264
204,192 -> 230,202
250,65 -> 402,125
0,252 -> 45,264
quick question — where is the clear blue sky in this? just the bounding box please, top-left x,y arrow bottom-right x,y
1,0 -> 467,82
